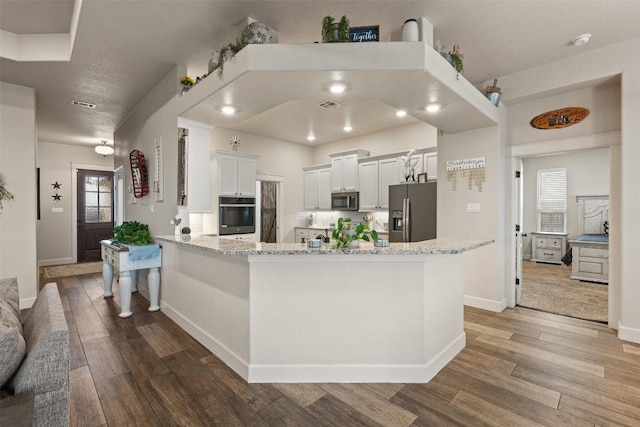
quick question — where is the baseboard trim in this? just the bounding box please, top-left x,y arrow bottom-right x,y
38,258 -> 74,267
464,295 -> 507,312
20,296 -> 37,310
618,322 -> 640,344
160,300 -> 250,380
248,333 -> 466,383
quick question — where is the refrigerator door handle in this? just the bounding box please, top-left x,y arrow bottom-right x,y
405,198 -> 410,242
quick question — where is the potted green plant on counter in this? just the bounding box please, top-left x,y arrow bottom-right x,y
331,217 -> 378,250
111,221 -> 154,246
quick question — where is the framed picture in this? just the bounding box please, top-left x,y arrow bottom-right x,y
349,25 -> 379,43
417,173 -> 428,183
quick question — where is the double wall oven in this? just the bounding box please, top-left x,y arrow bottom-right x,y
219,196 -> 256,235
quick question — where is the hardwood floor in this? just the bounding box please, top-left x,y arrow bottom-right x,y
45,272 -> 640,426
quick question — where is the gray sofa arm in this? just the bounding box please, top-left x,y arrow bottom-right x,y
9,283 -> 69,427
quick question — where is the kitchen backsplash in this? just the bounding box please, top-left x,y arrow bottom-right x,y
295,211 -> 389,231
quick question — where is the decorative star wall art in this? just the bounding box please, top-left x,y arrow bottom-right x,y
51,181 -> 62,202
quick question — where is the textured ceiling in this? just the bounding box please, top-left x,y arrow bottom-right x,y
1,0 -> 639,147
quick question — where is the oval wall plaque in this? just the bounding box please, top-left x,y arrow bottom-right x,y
530,107 -> 590,130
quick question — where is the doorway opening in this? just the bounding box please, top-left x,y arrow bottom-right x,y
255,175 -> 283,243
77,169 -> 114,262
514,149 -> 611,323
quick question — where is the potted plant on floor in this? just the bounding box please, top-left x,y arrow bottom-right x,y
331,217 -> 378,250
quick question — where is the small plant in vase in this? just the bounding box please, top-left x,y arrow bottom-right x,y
331,217 -> 378,250
321,15 -> 350,43
179,75 -> 195,94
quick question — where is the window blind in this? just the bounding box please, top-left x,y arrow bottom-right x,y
537,168 -> 567,233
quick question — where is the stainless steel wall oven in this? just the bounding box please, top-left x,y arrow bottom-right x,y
219,196 -> 256,235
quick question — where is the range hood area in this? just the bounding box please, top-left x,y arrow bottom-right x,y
178,42 -> 500,143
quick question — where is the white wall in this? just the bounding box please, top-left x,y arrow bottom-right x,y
508,79 -> 621,146
36,141 -> 113,265
0,82 -> 38,308
437,126 -> 505,312
209,128 -> 314,243
497,36 -> 639,340
521,148 -> 610,258
312,121 -> 437,165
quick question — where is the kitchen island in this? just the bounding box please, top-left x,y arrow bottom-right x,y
155,234 -> 492,383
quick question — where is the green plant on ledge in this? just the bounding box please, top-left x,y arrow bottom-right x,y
213,30 -> 250,77
448,44 -> 464,78
331,217 -> 378,250
321,15 -> 350,43
111,221 -> 153,246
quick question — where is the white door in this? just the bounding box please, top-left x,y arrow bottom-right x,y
331,156 -> 344,191
342,154 -> 359,190
424,153 -> 438,181
515,160 -> 524,305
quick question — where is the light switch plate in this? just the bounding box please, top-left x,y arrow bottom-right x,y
467,203 -> 480,213
51,207 -> 63,213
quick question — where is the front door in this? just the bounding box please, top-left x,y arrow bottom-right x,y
77,170 -> 114,262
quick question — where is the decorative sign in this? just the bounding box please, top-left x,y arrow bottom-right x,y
446,157 -> 486,171
530,107 -> 589,130
349,26 -> 379,43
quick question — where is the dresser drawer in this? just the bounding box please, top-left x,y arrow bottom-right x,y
548,237 -> 563,248
535,237 -> 548,247
579,247 -> 608,259
535,248 -> 561,262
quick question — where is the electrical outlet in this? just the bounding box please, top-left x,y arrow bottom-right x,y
467,203 -> 480,213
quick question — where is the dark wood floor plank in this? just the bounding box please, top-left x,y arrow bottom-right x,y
53,272 -> 640,427
83,336 -> 129,382
257,396 -> 320,427
206,395 -> 271,427
512,364 -> 640,421
318,383 -> 417,427
69,366 -> 106,427
94,372 -> 162,426
558,394 -> 640,427
305,393 -> 384,427
162,349 -> 233,408
201,353 -> 284,412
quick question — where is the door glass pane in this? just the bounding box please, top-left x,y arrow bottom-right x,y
86,207 -> 99,222
86,192 -> 98,207
99,193 -> 111,206
85,177 -> 98,192
99,207 -> 112,222
99,177 -> 112,192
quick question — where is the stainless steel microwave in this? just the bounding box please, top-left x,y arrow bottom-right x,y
331,191 -> 359,211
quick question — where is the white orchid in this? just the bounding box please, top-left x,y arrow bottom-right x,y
400,148 -> 418,169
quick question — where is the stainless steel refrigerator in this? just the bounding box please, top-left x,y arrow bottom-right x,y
389,182 -> 437,242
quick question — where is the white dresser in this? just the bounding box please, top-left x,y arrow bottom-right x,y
531,232 -> 568,265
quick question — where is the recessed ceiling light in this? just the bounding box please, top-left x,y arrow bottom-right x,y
307,135 -> 316,141
396,110 -> 407,117
343,126 -> 352,132
221,105 -> 236,115
426,104 -> 441,113
329,83 -> 346,94
571,33 -> 591,46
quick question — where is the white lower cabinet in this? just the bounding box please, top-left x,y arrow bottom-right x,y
359,157 -> 401,211
219,233 -> 257,242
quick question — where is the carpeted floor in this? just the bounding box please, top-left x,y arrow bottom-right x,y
520,260 -> 607,322
43,261 -> 103,278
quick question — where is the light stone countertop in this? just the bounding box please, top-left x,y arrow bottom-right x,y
155,234 -> 493,256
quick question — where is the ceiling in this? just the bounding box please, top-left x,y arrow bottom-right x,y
2,0 -> 640,148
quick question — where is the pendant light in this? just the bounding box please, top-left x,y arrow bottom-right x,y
95,140 -> 114,156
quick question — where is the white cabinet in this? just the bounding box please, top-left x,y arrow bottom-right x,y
217,151 -> 258,197
358,157 -> 400,211
177,118 -> 212,212
424,152 -> 438,181
531,232 -> 568,264
304,166 -> 331,210
330,149 -> 369,191
219,233 -> 257,243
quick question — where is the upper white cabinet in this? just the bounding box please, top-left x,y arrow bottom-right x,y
359,157 -> 402,211
330,149 -> 369,191
216,150 -> 258,197
424,152 -> 438,181
304,166 -> 331,210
